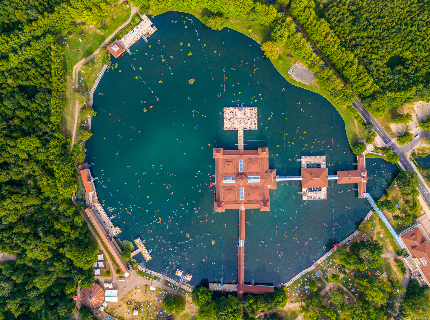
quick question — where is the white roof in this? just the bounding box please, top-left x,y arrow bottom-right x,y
98,261 -> 105,268
111,44 -> 119,52
93,262 -> 98,268
97,254 -> 104,261
104,283 -> 113,288
94,269 -> 101,276
149,286 -> 156,291
104,296 -> 118,302
133,310 -> 139,315
105,290 -> 118,297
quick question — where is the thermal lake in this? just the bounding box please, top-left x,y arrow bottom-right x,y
86,12 -> 398,285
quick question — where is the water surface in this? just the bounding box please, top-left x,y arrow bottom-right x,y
86,12 -> 398,285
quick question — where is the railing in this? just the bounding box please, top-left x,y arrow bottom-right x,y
364,193 -> 405,249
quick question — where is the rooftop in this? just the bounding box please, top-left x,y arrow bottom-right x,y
213,148 -> 276,212
301,168 -> 328,188
107,40 -> 126,58
401,224 -> 430,286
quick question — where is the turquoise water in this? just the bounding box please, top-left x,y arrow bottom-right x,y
86,12 -> 398,285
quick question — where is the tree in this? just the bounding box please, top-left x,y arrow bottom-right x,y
397,132 -> 413,145
351,142 -> 366,155
79,128 -> 93,141
79,306 -> 96,320
261,41 -> 279,59
420,118 -> 430,131
338,240 -> 383,271
121,248 -> 132,263
307,279 -> 318,292
377,199 -> 396,213
122,240 -> 134,251
192,287 -> 213,307
216,295 -> 242,320
277,0 -> 290,6
198,300 -> 217,320
402,279 -> 430,318
80,107 -> 97,118
396,170 -> 418,197
207,16 -> 225,31
163,295 -> 186,314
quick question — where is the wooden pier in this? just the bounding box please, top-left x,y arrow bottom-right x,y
131,237 -> 152,261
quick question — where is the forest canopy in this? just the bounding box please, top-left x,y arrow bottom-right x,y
0,0 -> 115,318
317,0 -> 430,115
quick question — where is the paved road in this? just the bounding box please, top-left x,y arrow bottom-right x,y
352,98 -> 430,206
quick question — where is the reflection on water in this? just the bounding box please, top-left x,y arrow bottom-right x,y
86,12 -> 398,285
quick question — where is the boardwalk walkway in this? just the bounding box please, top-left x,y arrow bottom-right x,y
364,193 -> 405,249
238,130 -> 244,150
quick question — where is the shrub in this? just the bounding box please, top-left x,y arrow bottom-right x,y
347,105 -> 364,124
392,113 -> 412,123
368,131 -> 377,139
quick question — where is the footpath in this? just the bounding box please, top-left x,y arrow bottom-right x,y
70,4 -> 139,154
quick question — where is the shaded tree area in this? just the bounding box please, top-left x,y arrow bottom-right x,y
396,170 -> 418,197
162,295 -> 186,314
0,0 -> 114,318
191,286 -> 288,320
402,279 -> 430,319
317,0 -> 430,115
302,239 -> 402,320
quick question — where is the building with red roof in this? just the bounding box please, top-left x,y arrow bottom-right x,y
401,224 -> 430,286
301,168 -> 328,188
80,169 -> 95,194
337,155 -> 367,198
107,40 -> 126,58
213,147 -> 277,212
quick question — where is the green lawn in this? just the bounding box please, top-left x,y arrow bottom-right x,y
62,3 -> 132,138
64,3 -> 131,76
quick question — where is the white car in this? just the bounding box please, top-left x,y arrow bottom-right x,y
414,134 -> 420,140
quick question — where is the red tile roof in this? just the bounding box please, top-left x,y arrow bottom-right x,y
80,169 -> 94,193
107,40 -> 126,58
337,155 -> 367,198
213,148 -> 276,212
401,226 -> 430,285
301,168 -> 328,188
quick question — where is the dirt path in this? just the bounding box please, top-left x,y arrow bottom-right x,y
70,4 -> 139,154
319,276 -> 356,302
382,254 -> 411,312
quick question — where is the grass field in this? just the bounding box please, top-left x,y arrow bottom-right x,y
62,3 -> 132,139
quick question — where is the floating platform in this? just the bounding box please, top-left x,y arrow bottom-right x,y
131,237 -> 152,261
300,155 -> 326,168
223,106 -> 258,150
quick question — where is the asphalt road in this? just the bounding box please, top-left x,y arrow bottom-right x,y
352,98 -> 430,206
